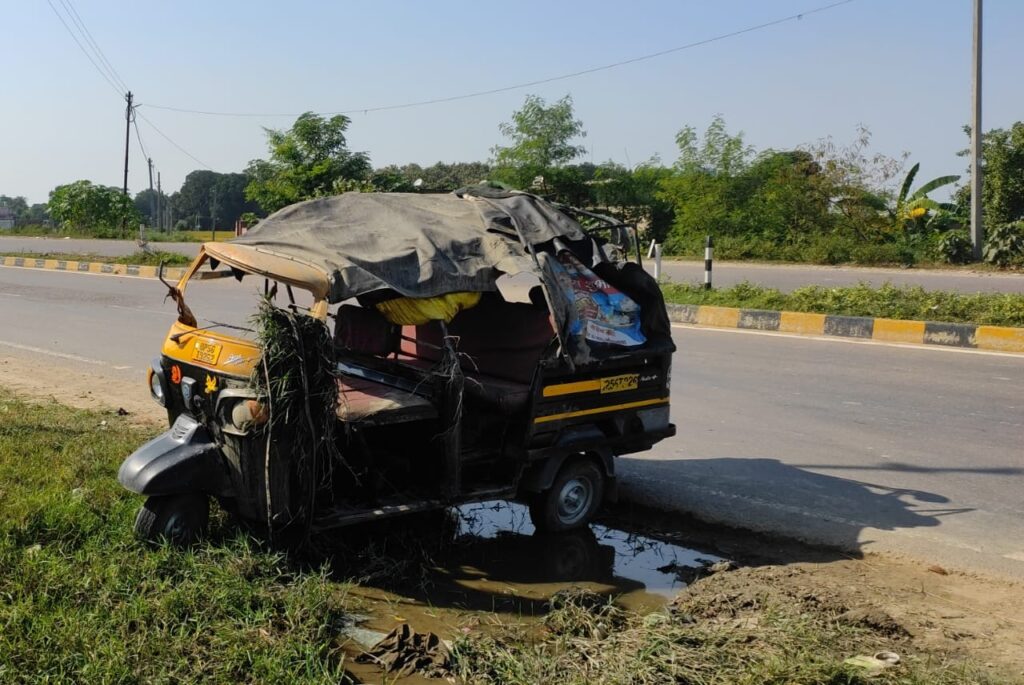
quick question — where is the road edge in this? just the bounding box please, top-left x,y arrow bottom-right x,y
6,256 -> 1021,354
2,255 -> 187,281
667,303 -> 1024,354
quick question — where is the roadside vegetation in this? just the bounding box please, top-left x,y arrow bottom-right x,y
662,281 -> 1024,327
0,390 -> 1009,683
452,586 -> 993,685
4,105 -> 1023,268
0,249 -> 191,267
0,391 -> 351,683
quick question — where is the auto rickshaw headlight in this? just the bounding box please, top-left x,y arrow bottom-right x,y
215,394 -> 267,436
148,365 -> 166,406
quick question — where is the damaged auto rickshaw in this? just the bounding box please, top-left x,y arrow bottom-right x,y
119,187 -> 676,545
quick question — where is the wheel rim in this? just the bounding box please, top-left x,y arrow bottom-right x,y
556,477 -> 593,526
164,511 -> 192,544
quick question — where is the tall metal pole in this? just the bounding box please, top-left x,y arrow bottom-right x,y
970,0 -> 983,261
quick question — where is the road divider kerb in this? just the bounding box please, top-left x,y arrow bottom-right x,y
6,256 -> 1022,354
2,256 -> 185,281
667,303 -> 1024,354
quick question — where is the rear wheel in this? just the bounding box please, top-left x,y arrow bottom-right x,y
529,459 -> 605,533
134,494 -> 209,546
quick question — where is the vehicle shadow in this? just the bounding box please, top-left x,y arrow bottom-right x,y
614,456 -> 994,557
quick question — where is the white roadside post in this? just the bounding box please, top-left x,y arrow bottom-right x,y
704,235 -> 713,290
654,242 -> 662,281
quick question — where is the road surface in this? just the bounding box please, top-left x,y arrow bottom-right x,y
2,235 -> 1023,293
1,265 -> 1022,578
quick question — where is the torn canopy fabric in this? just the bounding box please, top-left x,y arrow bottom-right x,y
230,190 -> 586,304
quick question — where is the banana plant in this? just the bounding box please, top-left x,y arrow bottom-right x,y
894,163 -> 959,223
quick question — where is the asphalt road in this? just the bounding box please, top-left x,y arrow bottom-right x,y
1,265 -> 1022,578
3,235 -> 1023,293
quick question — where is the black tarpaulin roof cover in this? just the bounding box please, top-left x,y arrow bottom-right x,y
230,188 -> 586,304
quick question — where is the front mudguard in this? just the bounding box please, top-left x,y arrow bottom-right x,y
118,415 -> 232,497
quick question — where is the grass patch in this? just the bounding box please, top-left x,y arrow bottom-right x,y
662,281 -> 1024,327
0,390 -> 352,684
0,250 -> 192,267
145,230 -> 234,243
451,586 -> 996,685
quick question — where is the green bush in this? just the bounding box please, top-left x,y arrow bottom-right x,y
983,222 -> 1024,267
936,230 -> 973,264
848,241 -> 916,266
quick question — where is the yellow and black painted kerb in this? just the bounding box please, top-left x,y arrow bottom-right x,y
1,255 -> 187,281
5,255 -> 1022,354
667,303 -> 1024,354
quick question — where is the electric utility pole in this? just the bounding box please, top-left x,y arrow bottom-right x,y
147,157 -> 155,228
122,91 -> 133,197
209,188 -> 219,241
970,0 -> 983,260
156,172 -> 162,232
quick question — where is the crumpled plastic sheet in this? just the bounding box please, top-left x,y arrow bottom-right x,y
355,623 -> 452,678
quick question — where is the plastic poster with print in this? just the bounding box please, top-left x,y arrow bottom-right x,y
551,250 -> 646,347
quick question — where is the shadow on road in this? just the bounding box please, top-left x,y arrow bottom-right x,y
616,456 -> 995,556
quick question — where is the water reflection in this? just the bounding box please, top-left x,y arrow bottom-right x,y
452,501 -> 725,604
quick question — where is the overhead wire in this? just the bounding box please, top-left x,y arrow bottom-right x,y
45,0 -> 123,97
56,0 -> 129,92
137,112 -> 212,170
139,0 -> 857,119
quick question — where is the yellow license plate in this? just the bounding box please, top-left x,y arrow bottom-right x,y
191,341 -> 222,365
600,373 -> 639,394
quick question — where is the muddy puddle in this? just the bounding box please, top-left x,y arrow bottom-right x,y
334,501 -> 726,683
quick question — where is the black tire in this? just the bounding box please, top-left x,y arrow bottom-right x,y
529,459 -> 606,533
134,494 -> 209,546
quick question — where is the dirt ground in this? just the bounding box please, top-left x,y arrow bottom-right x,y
3,354 -> 1023,680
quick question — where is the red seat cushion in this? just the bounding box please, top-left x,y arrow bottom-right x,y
335,304 -> 398,356
409,295 -> 553,385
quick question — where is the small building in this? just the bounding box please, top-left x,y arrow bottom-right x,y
0,206 -> 15,230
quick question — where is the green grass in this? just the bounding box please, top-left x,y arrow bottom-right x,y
0,250 -> 193,267
0,391 -> 352,684
661,281 -> 1024,327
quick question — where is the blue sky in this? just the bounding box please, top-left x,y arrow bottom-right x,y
3,0 -> 1022,203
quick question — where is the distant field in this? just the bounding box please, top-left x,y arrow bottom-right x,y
146,230 -> 234,243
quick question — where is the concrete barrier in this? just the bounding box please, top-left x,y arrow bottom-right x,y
667,303 -> 1024,354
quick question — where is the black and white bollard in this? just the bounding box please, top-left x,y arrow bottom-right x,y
703,235 -> 713,290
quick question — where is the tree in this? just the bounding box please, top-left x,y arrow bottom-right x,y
244,112 -> 371,213
47,180 -> 139,237
955,122 -> 1024,226
24,203 -> 50,224
0,195 -> 29,219
133,188 -> 170,226
169,171 -> 260,230
491,94 -> 586,190
672,114 -> 754,176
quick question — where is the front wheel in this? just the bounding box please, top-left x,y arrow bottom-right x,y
134,494 -> 209,546
529,459 -> 606,533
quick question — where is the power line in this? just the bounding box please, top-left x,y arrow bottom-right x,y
56,0 -> 128,92
45,0 -> 122,96
133,118 -> 150,162
140,0 -> 857,119
137,112 -> 212,170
